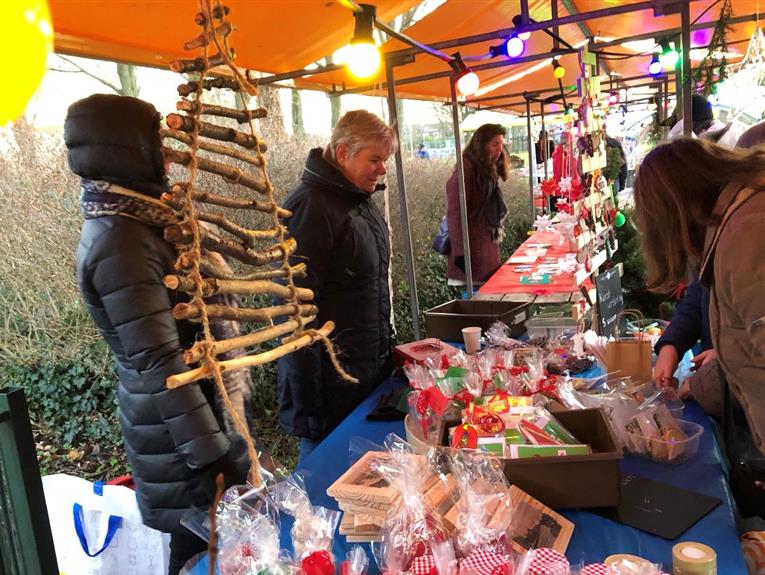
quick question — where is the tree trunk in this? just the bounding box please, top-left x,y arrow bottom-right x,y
330,94 -> 342,130
291,89 -> 304,137
117,63 -> 140,97
257,84 -> 285,142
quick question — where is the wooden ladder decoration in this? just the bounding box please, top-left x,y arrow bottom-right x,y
161,0 -> 357,487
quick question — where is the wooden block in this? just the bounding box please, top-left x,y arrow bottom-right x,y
442,495 -> 462,533
336,501 -> 389,522
346,534 -> 383,543
339,512 -> 355,535
327,451 -> 399,507
423,474 -> 458,516
505,485 -> 574,555
354,513 -> 380,531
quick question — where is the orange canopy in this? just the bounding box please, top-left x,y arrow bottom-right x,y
48,0 -> 760,113
49,0 -> 421,73
289,0 -> 759,112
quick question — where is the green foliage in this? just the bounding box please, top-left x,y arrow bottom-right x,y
610,208 -> 676,320
603,145 -> 625,184
0,342 -> 128,478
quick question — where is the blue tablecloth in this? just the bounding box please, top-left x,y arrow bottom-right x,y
192,376 -> 747,574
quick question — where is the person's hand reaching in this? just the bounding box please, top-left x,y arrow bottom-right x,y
653,345 -> 679,388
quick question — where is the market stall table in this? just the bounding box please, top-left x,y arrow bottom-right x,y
191,376 -> 747,574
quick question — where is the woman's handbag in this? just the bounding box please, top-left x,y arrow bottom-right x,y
431,216 -> 451,255
42,474 -> 170,575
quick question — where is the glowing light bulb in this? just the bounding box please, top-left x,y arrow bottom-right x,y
553,62 -> 565,79
608,92 -> 618,105
518,31 -> 531,41
660,48 -> 679,69
648,54 -> 662,75
505,36 -> 525,58
457,71 -> 480,96
346,41 -> 380,79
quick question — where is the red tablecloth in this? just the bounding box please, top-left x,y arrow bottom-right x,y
479,231 -> 590,296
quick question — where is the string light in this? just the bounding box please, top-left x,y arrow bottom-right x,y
346,4 -> 380,79
490,33 -> 525,58
648,53 -> 663,75
518,31 -> 531,41
659,39 -> 680,69
552,59 -> 565,79
450,52 -> 480,96
608,91 -> 619,105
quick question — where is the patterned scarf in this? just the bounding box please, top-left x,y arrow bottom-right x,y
80,178 -> 178,226
79,178 -> 254,438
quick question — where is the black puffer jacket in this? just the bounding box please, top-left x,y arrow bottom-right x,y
68,94 -> 238,533
277,148 -> 392,440
77,217 -> 231,533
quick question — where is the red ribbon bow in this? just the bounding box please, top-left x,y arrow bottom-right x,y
415,386 -> 449,417
451,424 -> 478,449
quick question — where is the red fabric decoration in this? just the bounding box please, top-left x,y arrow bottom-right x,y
452,424 -> 479,449
527,548 -> 569,575
459,549 -> 513,575
416,386 -> 449,417
301,550 -> 335,575
540,178 -> 559,198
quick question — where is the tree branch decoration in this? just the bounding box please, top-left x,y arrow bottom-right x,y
162,0 -> 358,490
693,0 -> 733,96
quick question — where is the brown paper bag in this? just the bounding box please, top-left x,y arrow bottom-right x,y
606,338 -> 653,386
606,309 -> 653,386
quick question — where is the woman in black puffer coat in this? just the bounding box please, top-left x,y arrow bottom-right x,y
66,94 -> 249,574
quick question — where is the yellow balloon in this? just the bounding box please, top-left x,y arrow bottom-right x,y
0,0 -> 53,125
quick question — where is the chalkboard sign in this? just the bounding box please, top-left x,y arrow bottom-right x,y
595,267 -> 624,337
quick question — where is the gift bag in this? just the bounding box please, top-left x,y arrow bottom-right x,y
42,474 -> 170,575
605,310 -> 653,387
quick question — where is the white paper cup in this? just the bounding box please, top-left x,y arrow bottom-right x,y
462,326 -> 481,354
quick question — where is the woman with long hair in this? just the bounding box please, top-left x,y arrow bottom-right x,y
445,123 -> 508,284
633,137 -> 765,463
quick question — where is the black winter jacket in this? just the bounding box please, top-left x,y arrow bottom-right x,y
77,215 -> 232,533
277,148 -> 392,440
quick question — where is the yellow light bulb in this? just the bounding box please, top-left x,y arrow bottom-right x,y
553,65 -> 565,79
346,41 -> 381,79
457,72 -> 480,96
0,0 -> 53,125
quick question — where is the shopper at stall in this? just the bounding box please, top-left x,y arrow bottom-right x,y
634,137 -> 765,460
445,123 -> 508,285
653,122 -> 765,411
277,110 -> 397,462
66,94 -> 254,575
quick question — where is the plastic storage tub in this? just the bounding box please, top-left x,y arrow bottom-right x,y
525,313 -> 579,340
623,419 -> 703,464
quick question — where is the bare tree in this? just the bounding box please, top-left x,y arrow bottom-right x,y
291,89 -> 304,137
50,56 -> 141,97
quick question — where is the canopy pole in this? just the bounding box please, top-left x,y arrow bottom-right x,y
663,75 -> 670,139
540,102 -> 548,185
526,98 -> 536,225
450,78 -> 474,298
385,62 -> 421,339
681,1 -> 693,136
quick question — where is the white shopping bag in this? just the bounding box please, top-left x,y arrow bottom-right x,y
42,473 -> 170,575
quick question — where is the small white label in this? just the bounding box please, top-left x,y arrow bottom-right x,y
514,312 -> 526,324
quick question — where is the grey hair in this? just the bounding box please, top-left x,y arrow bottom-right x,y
736,121 -> 765,150
327,110 -> 398,161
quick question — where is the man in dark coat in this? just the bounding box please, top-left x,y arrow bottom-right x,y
66,94 -> 250,575
277,110 -> 397,462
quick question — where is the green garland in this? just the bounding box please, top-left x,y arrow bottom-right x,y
693,0 -> 733,95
